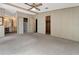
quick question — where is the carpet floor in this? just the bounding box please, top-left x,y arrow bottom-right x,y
0,33 -> 79,55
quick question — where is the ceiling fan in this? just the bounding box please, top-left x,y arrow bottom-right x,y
25,3 -> 42,11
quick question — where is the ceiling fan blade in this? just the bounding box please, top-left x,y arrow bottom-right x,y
36,3 -> 42,7
27,7 -> 33,10
25,3 -> 32,7
35,7 -> 40,11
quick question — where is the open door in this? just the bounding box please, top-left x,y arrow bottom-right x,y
23,18 -> 28,33
46,16 -> 51,34
36,19 -> 38,32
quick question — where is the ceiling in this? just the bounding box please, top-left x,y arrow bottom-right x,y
0,3 -> 79,15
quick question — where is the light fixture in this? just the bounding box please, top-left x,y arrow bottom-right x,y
45,7 -> 48,9
4,19 -> 7,21
31,8 -> 36,11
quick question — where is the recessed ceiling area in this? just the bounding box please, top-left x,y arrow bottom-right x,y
0,3 -> 79,15
39,3 -> 79,12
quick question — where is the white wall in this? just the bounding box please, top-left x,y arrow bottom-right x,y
36,15 -> 45,34
0,26 -> 4,37
36,6 -> 79,41
17,17 -> 24,34
28,16 -> 36,32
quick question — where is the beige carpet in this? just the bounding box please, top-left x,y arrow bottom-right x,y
0,33 -> 79,55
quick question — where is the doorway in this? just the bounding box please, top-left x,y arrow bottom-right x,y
35,19 -> 38,32
46,16 -> 51,34
3,16 -> 17,35
23,18 -> 28,33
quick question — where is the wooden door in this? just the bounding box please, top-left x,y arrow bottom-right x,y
46,16 -> 51,34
